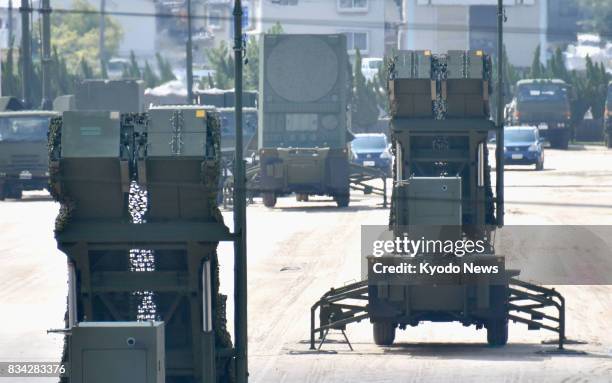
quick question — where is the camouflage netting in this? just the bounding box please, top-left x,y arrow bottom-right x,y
48,116 -> 76,233
49,110 -> 235,382
203,109 -> 235,382
202,109 -> 225,224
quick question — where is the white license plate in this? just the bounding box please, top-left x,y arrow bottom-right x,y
19,171 -> 32,180
511,154 -> 523,160
363,161 -> 375,167
538,123 -> 548,130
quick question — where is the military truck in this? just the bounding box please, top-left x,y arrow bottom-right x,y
48,106 -> 237,382
258,34 -> 352,208
0,111 -> 59,199
605,81 -> 612,148
507,79 -> 572,149
311,50 -> 568,351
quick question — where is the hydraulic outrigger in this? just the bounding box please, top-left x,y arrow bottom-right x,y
310,0 -> 569,353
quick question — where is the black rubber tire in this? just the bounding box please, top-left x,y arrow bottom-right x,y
373,322 -> 396,346
486,319 -> 509,347
535,159 -> 544,171
550,130 -> 569,150
7,187 -> 22,200
0,184 -> 5,201
262,192 -> 277,208
334,194 -> 350,208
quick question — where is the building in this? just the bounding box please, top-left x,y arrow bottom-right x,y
399,0 -> 549,68
205,0 -> 401,57
0,0 -> 21,50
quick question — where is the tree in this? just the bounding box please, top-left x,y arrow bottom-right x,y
1,38 -> 20,97
351,49 -> 380,132
46,0 -> 123,72
126,51 -> 141,79
205,22 -> 284,90
156,53 -> 176,84
142,61 -> 160,88
206,41 -> 235,89
529,45 -> 545,78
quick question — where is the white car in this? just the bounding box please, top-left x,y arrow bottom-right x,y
361,58 -> 383,82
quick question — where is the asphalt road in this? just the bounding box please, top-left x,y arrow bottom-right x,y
1,144 -> 611,382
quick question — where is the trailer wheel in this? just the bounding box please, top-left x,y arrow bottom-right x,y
7,186 -> 22,200
262,192 -> 277,208
486,319 -> 508,347
373,322 -> 396,346
334,194 -> 349,208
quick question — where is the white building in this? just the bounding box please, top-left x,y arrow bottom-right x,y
248,0 -> 402,59
400,0 -> 548,67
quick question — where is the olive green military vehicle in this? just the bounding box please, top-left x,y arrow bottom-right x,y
311,50 -> 568,351
53,79 -> 145,114
49,106 -> 237,382
507,79 -> 572,149
0,111 -> 59,199
258,34 -> 352,208
605,81 -> 612,148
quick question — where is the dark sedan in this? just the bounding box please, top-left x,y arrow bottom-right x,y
350,133 -> 392,176
504,126 -> 544,170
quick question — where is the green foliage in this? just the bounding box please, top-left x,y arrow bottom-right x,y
1,39 -> 20,97
124,51 -> 142,79
205,22 -> 284,90
156,53 -> 176,83
529,45 -> 545,78
79,57 -> 94,79
45,0 -> 123,72
371,56 -> 391,116
351,49 -> 380,131
206,41 -> 235,89
142,61 -> 160,88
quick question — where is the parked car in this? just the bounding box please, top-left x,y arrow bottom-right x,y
361,58 -> 383,82
503,126 -> 544,170
350,133 -> 392,176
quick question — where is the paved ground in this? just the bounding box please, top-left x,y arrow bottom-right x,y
1,144 -> 611,382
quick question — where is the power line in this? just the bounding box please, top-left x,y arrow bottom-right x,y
0,6 -> 606,39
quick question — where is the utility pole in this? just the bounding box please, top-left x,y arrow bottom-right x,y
99,0 -> 106,77
495,0 -> 505,227
186,0 -> 194,103
40,0 -> 52,110
8,0 -> 13,44
20,0 -> 33,108
233,0 -> 247,382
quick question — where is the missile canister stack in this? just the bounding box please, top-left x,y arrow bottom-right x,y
48,106 -> 234,382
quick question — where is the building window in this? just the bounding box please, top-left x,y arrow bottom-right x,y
344,31 -> 369,53
208,9 -> 222,29
338,0 -> 368,12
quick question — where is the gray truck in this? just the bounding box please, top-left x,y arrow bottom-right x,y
507,79 -> 572,149
0,111 -> 59,199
